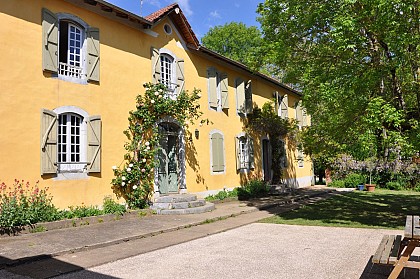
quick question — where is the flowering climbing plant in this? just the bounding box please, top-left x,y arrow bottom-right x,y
111,82 -> 206,208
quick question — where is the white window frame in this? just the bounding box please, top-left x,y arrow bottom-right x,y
297,149 -> 304,168
158,49 -> 178,100
54,106 -> 88,176
238,136 -> 249,170
209,130 -> 226,175
57,13 -> 88,84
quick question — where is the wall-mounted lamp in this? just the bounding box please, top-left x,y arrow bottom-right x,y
194,128 -> 199,139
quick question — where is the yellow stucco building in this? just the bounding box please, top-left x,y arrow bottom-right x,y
0,0 -> 313,208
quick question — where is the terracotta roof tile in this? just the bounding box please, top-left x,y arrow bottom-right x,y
144,2 -> 178,22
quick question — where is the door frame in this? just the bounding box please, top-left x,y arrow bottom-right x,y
261,136 -> 272,182
154,117 -> 186,197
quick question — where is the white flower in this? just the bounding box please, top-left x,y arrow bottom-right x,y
151,100 -> 155,104
147,146 -> 150,150
159,89 -> 163,93
199,123 -> 203,127
126,167 -> 131,172
142,158 -> 147,163
197,93 -> 202,98
185,120 -> 190,125
112,166 -> 117,170
154,92 -> 159,96
129,163 -> 133,168
133,185 -> 138,189
122,176 -> 126,181
145,141 -> 150,146
141,168 -> 146,172
122,182 -> 126,186
159,95 -> 162,98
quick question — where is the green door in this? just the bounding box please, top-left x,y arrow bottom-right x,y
158,123 -> 179,194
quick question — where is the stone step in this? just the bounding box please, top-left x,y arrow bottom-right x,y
151,199 -> 206,210
154,194 -> 197,203
154,203 -> 215,215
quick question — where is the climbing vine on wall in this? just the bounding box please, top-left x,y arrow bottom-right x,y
111,83 -> 206,209
247,101 -> 298,184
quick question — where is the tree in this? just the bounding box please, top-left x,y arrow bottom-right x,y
257,0 -> 420,164
201,22 -> 263,69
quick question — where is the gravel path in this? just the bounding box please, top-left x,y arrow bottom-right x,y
54,223 -> 411,279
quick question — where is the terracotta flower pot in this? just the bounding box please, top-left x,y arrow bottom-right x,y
365,184 -> 376,192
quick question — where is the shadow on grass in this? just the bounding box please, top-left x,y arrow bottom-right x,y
262,191 -> 420,229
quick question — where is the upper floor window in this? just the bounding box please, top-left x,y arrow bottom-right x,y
295,101 -> 308,129
207,67 -> 228,111
235,133 -> 254,172
275,92 -> 288,119
235,78 -> 252,116
160,54 -> 176,97
151,47 -> 185,100
42,8 -> 100,83
40,107 -> 102,176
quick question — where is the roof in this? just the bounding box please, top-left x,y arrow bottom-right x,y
144,3 -> 178,22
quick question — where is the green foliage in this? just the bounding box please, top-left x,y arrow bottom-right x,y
328,180 -> 346,188
344,173 -> 366,188
205,188 -> 238,201
201,22 -> 263,69
258,0 -> 420,166
237,179 -> 270,199
247,101 -> 298,183
384,181 -> 405,191
0,180 -> 61,228
111,83 -> 205,209
60,205 -> 102,219
102,196 -> 126,215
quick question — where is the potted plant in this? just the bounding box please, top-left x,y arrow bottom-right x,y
364,158 -> 376,192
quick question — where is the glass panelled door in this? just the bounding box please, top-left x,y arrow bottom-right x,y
158,123 -> 180,194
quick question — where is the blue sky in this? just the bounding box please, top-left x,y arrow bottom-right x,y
105,0 -> 263,40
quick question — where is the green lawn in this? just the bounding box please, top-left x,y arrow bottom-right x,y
260,189 -> 420,229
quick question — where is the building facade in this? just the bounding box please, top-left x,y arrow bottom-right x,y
0,0 -> 313,208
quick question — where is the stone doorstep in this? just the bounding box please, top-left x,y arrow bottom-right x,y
151,200 -> 206,210
154,194 -> 197,203
155,202 -> 216,215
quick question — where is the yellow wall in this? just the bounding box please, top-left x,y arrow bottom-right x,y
0,0 -> 313,208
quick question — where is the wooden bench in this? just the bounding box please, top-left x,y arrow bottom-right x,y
372,235 -> 403,265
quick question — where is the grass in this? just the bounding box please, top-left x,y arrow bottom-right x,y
260,189 -> 420,230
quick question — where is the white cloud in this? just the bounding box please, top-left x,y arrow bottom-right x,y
176,0 -> 193,16
147,0 -> 162,7
210,10 -> 221,19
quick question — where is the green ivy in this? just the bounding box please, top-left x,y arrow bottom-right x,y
111,83 -> 206,208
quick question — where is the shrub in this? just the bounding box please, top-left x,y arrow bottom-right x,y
344,173 -> 366,188
237,179 -> 269,200
328,179 -> 346,188
60,205 -> 102,219
383,181 -> 405,191
0,180 -> 60,228
103,196 -> 126,215
205,189 -> 238,201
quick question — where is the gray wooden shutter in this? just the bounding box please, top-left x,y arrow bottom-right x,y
151,47 -> 161,83
220,73 -> 229,109
86,27 -> 100,82
248,136 -> 255,169
208,67 -> 218,108
87,116 -> 102,173
296,101 -> 303,126
281,94 -> 288,118
176,58 -> 185,95
211,133 -> 224,172
236,78 -> 245,114
42,8 -> 58,73
245,80 -> 253,114
279,139 -> 288,168
235,136 -> 241,171
302,108 -> 308,127
40,109 -> 58,175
